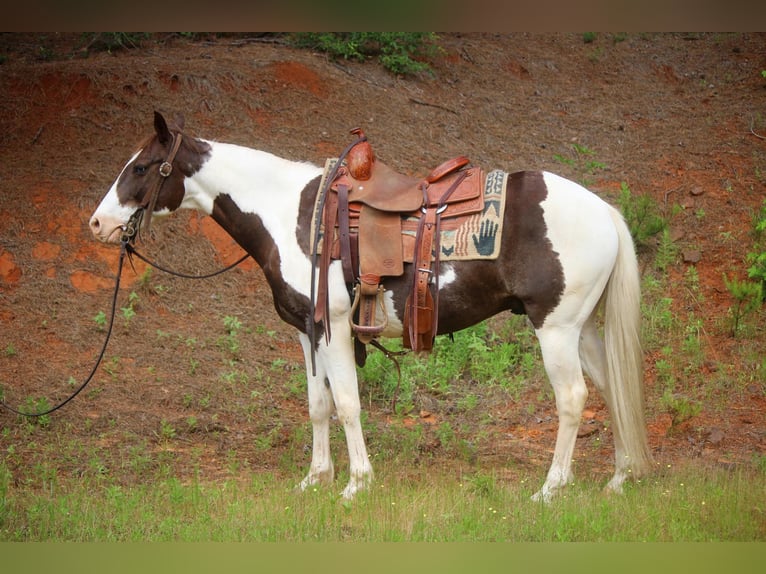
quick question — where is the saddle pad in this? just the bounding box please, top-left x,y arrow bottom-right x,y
311,160 -> 508,262
402,169 -> 508,261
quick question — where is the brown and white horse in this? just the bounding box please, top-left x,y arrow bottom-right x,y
90,112 -> 652,502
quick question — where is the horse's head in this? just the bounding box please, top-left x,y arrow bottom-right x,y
90,111 -> 209,244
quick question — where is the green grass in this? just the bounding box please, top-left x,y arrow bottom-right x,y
1,460 -> 762,541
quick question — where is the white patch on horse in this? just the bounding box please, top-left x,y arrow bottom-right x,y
380,289 -> 404,338
538,172 -> 617,328
438,264 -> 457,289
186,142 -> 324,298
90,151 -> 142,242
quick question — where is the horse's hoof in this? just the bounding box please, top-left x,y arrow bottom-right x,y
531,490 -> 552,503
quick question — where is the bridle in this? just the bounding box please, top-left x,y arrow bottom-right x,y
120,129 -> 250,277
122,131 -> 184,243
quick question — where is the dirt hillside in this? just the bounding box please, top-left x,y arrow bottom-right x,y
0,33 -> 764,487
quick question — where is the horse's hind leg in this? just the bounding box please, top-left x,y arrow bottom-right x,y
297,333 -> 335,491
578,314 -> 630,493
531,325 -> 588,502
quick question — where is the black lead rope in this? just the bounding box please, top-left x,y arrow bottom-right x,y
125,243 -> 250,280
0,240 -> 129,418
0,236 -> 251,419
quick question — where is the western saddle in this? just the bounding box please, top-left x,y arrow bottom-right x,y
312,128 -> 485,362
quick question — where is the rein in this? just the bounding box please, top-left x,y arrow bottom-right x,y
0,240 -> 129,418
125,243 -> 250,279
0,236 -> 250,419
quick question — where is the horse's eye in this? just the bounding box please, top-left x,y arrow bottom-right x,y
133,164 -> 147,175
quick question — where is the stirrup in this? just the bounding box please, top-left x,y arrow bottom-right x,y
349,284 -> 388,343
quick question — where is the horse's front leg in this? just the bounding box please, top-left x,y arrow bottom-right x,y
297,333 -> 335,491
297,327 -> 374,499
322,318 -> 374,499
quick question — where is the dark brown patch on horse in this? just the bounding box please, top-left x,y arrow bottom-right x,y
399,171 -> 564,333
116,126 -> 211,212
296,175 -> 322,256
212,193 -> 312,333
501,171 -> 564,328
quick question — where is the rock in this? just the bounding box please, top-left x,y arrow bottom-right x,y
707,428 -> 725,445
683,249 -> 702,263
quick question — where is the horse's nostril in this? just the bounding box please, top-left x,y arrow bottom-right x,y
90,216 -> 100,232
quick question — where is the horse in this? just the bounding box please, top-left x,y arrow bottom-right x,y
89,111 -> 652,502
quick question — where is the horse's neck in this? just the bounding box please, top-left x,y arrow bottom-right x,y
189,140 -> 322,296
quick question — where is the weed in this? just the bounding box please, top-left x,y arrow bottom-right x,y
683,265 -> 702,303
120,291 -> 139,326
655,228 -> 678,273
723,273 -> 762,337
617,182 -> 666,250
159,420 -> 177,441
435,422 -> 456,451
746,198 -> 766,298
20,397 -> 51,427
682,313 -> 704,361
553,144 -> 606,186
92,311 -> 106,330
218,315 -> 242,357
660,390 -> 702,426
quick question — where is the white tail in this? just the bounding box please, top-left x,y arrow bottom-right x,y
603,207 -> 653,478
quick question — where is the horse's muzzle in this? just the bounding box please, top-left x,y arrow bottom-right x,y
89,210 -> 141,245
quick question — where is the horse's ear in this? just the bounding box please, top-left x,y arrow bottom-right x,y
154,111 -> 173,146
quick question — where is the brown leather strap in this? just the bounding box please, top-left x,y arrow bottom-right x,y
336,183 -> 354,284
425,155 -> 469,183
406,171 -> 470,351
141,133 -> 183,234
314,189 -> 339,342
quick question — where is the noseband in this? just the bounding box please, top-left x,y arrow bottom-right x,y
122,132 -> 183,243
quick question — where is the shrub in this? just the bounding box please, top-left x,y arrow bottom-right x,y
290,33 -> 438,76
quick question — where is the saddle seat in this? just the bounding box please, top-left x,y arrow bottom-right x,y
313,129 -> 485,360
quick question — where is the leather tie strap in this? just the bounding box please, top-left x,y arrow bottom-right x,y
336,183 -> 355,284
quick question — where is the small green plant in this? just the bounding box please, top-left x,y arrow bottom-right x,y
21,397 -> 51,428
582,32 -> 597,43
660,390 -> 702,427
654,228 -> 678,273
746,198 -> 766,299
553,144 -> 606,186
218,315 -> 242,357
120,291 -> 139,326
159,419 -> 177,441
290,32 -> 438,76
4,343 -> 16,357
93,310 -> 107,330
617,182 -> 666,250
723,273 -> 762,337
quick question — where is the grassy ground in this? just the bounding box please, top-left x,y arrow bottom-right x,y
2,453 -> 764,541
